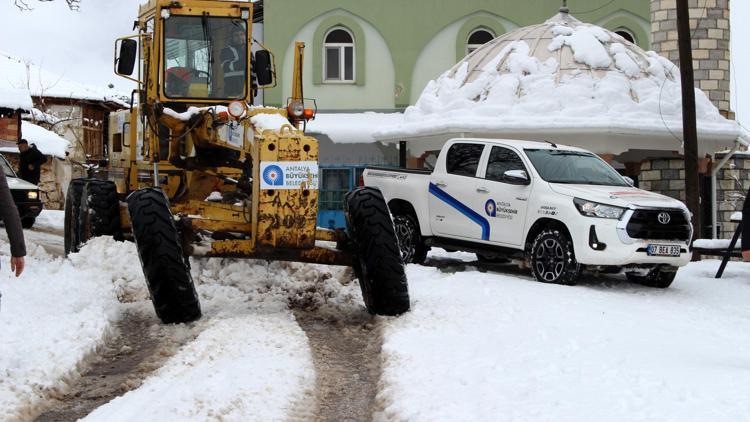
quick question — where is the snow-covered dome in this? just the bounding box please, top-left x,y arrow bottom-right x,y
375,10 -> 747,156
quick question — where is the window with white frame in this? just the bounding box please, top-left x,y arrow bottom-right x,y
466,29 -> 495,55
324,28 -> 355,82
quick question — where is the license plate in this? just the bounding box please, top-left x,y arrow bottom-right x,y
646,244 -> 681,257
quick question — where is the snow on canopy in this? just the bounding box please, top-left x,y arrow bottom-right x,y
0,51 -> 129,108
0,121 -> 70,158
374,11 -> 747,151
0,86 -> 33,111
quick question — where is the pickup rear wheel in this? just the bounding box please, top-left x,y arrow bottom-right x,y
345,187 -> 410,316
626,266 -> 677,288
127,188 -> 201,324
529,229 -> 581,286
393,214 -> 428,264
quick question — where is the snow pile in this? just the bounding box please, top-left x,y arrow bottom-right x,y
0,238 -> 127,421
0,51 -> 129,108
375,13 -> 745,143
307,112 -> 404,144
693,238 -> 740,249
84,314 -> 314,422
31,210 -> 64,233
377,258 -> 750,421
251,113 -> 294,133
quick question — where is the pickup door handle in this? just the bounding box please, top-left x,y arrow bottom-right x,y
434,181 -> 447,188
516,197 -> 528,201
476,187 -> 489,194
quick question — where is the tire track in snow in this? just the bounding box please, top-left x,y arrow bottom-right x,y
293,309 -> 383,422
33,310 -> 196,421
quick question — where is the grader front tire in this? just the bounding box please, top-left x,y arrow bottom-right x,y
345,187 -> 410,316
127,188 -> 201,324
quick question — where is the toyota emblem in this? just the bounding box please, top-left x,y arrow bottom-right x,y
657,212 -> 671,224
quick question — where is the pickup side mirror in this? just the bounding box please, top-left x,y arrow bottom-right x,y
116,39 -> 138,76
503,169 -> 530,185
254,50 -> 275,86
623,176 -> 635,186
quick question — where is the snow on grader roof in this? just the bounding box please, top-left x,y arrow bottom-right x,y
375,10 -> 747,153
0,51 -> 130,108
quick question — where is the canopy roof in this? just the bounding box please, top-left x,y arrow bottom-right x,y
374,10 -> 747,158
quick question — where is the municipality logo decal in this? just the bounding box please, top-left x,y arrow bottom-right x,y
485,199 -> 496,217
262,165 -> 284,186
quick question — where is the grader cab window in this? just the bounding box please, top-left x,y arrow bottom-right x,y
163,16 -> 247,99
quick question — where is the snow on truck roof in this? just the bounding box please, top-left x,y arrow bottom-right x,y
373,10 -> 747,154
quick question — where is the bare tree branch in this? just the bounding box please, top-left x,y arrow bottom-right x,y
14,0 -> 81,11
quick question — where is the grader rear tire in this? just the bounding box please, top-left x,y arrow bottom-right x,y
79,180 -> 122,244
345,187 -> 410,316
127,188 -> 201,324
64,178 -> 92,256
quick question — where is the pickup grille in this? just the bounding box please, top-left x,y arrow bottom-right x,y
626,209 -> 691,241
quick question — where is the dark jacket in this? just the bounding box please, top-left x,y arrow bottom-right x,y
19,145 -> 46,185
0,170 -> 26,257
742,193 -> 750,251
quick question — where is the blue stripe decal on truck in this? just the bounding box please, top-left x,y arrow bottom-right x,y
428,182 -> 490,240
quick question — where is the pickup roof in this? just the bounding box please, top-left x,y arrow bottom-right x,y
364,138 -> 692,288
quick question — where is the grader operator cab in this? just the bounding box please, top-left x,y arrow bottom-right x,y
63,0 -> 409,323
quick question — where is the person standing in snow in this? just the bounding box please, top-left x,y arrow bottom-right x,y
17,139 -> 47,186
0,169 -> 26,278
742,193 -> 750,261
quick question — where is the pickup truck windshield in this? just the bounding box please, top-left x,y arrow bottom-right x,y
0,156 -> 16,178
524,149 -> 628,186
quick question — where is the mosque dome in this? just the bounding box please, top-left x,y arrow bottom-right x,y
375,9 -> 745,156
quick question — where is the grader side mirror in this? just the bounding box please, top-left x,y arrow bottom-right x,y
254,50 -> 274,87
116,39 -> 138,76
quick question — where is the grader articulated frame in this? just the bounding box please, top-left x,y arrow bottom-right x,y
63,0 -> 409,323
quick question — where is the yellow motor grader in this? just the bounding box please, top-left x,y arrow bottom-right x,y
63,0 -> 409,323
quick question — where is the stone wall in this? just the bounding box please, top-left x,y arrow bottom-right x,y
651,0 -> 731,115
638,158 -> 687,202
639,156 -> 750,239
4,154 -> 67,210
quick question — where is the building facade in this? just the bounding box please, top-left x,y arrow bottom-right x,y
262,0 -> 652,112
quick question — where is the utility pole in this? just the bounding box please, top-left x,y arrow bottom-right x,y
676,0 -> 702,243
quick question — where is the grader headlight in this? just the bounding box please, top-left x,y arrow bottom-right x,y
228,101 -> 247,119
288,100 -> 304,118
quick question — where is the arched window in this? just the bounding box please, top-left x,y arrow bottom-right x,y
615,29 -> 635,44
324,28 -> 355,82
466,29 -> 495,55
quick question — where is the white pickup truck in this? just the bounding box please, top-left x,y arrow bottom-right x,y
364,138 -> 692,288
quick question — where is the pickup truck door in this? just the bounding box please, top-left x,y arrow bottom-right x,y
472,145 -> 532,247
429,142 -> 489,240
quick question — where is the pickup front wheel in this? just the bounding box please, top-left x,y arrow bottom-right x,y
529,229 -> 581,286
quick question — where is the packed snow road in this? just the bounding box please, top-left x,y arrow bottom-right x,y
2,210 -> 750,421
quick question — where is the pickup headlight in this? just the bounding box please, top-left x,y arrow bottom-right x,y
573,198 -> 625,219
27,190 -> 38,200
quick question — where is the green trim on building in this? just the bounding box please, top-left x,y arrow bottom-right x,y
455,15 -> 509,62
312,15 -> 367,86
595,11 -> 650,48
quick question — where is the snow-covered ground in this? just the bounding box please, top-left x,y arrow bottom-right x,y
378,254 -> 750,422
2,223 -> 750,421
